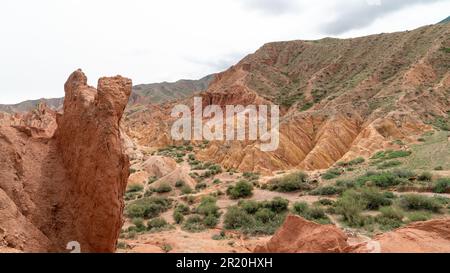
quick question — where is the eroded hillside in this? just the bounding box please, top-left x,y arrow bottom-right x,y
124,23 -> 450,174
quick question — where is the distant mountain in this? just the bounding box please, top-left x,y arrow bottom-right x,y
0,97 -> 64,113
130,74 -> 215,105
439,16 -> 450,24
0,74 -> 215,113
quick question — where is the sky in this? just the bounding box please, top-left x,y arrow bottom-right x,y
0,0 -> 449,104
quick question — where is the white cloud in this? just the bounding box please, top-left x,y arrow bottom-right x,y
0,0 -> 449,104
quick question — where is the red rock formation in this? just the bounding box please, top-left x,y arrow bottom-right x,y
255,215 -> 450,253
0,69 -> 131,253
254,215 -> 349,253
348,218 -> 450,253
55,69 -> 132,252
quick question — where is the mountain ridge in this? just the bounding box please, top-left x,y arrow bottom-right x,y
0,74 -> 215,113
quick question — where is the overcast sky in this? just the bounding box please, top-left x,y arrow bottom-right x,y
1,0 -> 449,104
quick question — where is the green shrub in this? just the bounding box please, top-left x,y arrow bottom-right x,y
147,218 -> 168,231
322,168 -> 342,180
148,176 -> 158,184
268,172 -> 310,192
243,172 -> 260,181
224,207 -> 255,229
379,206 -> 404,221
227,180 -> 254,199
371,150 -> 411,160
407,211 -> 432,222
195,182 -> 207,190
132,218 -> 146,232
173,211 -> 184,224
196,196 -> 220,217
261,197 -> 289,213
182,215 -> 206,232
399,194 -> 442,212
154,183 -> 172,193
386,150 -> 412,159
204,214 -> 219,228
208,164 -> 222,175
310,186 -> 341,196
392,169 -> 416,179
292,202 -> 331,224
336,179 -> 356,189
338,157 -> 365,167
254,208 -> 275,223
434,166 -> 444,171
180,185 -> 193,195
356,172 -> 402,188
175,203 -> 190,215
126,183 -> 144,193
418,172 -> 433,182
318,199 -> 335,206
375,215 -> 403,231
377,160 -> 402,170
292,202 -> 309,215
360,187 -> 392,210
224,198 -> 289,235
239,200 -> 260,214
433,178 -> 450,193
335,190 -> 367,227
175,180 -> 185,187
125,197 -> 172,218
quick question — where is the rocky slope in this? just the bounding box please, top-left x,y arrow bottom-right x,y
125,23 -> 450,174
0,70 -> 131,252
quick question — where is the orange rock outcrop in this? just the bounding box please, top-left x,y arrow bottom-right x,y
0,69 -> 131,252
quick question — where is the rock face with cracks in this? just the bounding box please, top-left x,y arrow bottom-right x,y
0,69 -> 131,252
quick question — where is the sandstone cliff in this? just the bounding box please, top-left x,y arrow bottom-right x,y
0,70 -> 131,252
